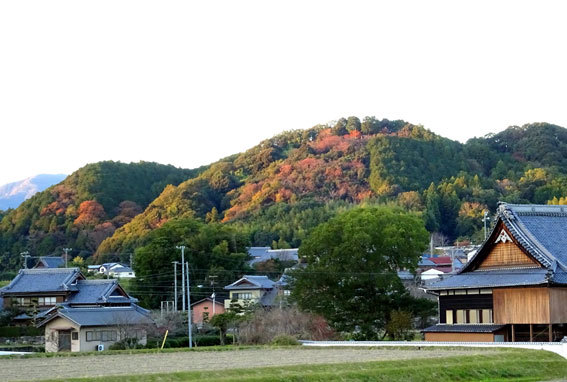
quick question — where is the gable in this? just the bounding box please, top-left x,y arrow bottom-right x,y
233,280 -> 258,289
468,222 -> 542,271
479,241 -> 538,269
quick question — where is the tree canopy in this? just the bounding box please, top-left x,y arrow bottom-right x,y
290,206 -> 430,339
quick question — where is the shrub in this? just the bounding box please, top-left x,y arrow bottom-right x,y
238,307 -> 335,345
270,335 -> 300,346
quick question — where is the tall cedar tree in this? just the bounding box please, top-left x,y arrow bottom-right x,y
290,206 -> 429,339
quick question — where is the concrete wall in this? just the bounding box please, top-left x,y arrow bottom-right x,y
192,300 -> 225,324
45,317 -> 80,352
45,317 -> 147,352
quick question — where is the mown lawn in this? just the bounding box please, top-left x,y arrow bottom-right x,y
46,350 -> 567,382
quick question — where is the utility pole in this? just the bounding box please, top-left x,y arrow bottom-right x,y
482,211 -> 490,240
172,261 -> 179,311
186,261 -> 193,348
63,248 -> 72,268
176,246 -> 186,311
209,275 -> 218,315
20,251 -> 30,269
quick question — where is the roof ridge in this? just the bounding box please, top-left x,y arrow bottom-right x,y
22,267 -> 79,273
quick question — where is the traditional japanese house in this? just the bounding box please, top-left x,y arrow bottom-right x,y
423,203 -> 567,342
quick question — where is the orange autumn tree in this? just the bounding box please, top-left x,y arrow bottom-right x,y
74,200 -> 106,227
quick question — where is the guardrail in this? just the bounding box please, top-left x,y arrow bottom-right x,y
300,340 -> 567,359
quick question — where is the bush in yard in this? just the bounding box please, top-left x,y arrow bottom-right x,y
270,334 -> 300,346
238,307 -> 335,345
385,310 -> 414,340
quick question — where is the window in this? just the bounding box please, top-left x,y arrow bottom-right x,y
480,289 -> 493,294
13,297 -> 30,307
233,293 -> 252,300
455,290 -> 466,295
481,309 -> 493,323
469,310 -> 480,324
86,330 -> 117,342
439,291 -> 447,296
38,297 -> 56,306
445,310 -> 453,324
467,289 -> 480,295
456,310 -> 465,323
283,290 -> 291,296
72,332 -> 78,340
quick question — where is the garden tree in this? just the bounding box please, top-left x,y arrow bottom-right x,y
290,206 -> 429,339
384,310 -> 413,340
210,311 -> 239,345
423,183 -> 441,232
132,218 -> 250,308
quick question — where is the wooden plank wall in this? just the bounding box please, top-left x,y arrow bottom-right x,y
493,288 -> 550,324
424,332 -> 494,342
550,288 -> 567,323
479,242 -> 538,268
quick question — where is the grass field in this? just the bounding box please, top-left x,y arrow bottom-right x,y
2,347 -> 566,381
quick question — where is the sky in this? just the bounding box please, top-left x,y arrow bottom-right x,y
1,1 -> 567,185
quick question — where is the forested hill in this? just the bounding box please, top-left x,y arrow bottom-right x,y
95,119 -> 567,261
3,119 -> 567,270
0,161 -> 199,269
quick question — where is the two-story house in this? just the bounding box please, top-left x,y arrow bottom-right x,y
224,275 -> 279,310
1,268 -> 138,324
423,203 -> 567,342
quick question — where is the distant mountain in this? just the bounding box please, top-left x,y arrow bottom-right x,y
3,119 -> 567,272
0,161 -> 201,269
0,174 -> 67,210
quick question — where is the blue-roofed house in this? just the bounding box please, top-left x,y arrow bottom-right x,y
1,268 -> 140,325
38,305 -> 153,352
34,256 -> 65,269
224,275 -> 280,309
247,247 -> 299,266
423,203 -> 567,343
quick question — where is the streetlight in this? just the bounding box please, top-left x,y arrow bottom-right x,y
482,211 -> 491,240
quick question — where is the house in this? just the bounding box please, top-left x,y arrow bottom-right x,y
87,265 -> 102,273
108,266 -> 135,279
420,268 -> 446,282
1,268 -> 84,316
34,256 -> 65,269
38,305 -> 153,352
191,297 -> 225,326
423,203 -> 567,342
224,275 -> 280,309
98,263 -> 136,278
247,247 -> 299,266
0,268 -> 138,324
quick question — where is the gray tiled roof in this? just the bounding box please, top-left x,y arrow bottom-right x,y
247,247 -> 299,265
259,287 -> 279,306
430,203 -> 567,290
39,305 -> 153,327
466,203 -> 567,271
37,257 -> 65,268
110,266 -> 134,273
1,268 -> 81,294
65,280 -> 135,305
225,275 -> 275,290
426,267 -> 551,290
422,324 -> 505,333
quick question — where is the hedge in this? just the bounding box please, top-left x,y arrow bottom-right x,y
165,334 -> 234,348
0,326 -> 43,337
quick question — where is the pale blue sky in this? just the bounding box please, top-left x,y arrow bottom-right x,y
1,1 -> 566,185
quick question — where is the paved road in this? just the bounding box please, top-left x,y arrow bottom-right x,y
0,347 -> 500,381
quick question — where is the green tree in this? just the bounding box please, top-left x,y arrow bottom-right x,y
290,206 -> 429,339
